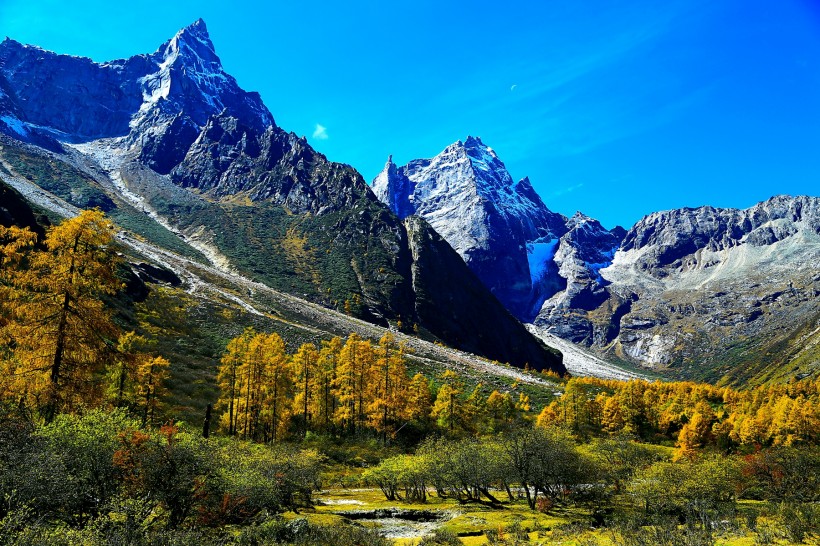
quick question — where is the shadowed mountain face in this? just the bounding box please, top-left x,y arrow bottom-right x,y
0,20 -> 564,374
373,138 -> 820,384
0,178 -> 47,238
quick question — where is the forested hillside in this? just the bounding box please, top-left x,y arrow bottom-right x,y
1,210 -> 818,545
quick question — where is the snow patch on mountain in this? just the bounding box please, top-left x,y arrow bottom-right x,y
0,115 -> 28,137
587,245 -> 618,283
527,239 -> 559,282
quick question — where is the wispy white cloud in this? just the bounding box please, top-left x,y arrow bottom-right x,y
313,123 -> 328,140
550,183 -> 585,197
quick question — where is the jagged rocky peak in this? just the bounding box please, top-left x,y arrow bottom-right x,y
165,18 -> 219,66
561,212 -> 624,264
372,154 -> 415,219
133,18 -> 273,132
372,136 -> 569,318
0,19 -> 273,145
372,136 -> 567,240
618,195 -> 820,270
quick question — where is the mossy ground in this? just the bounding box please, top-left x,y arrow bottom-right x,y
292,489 -> 787,545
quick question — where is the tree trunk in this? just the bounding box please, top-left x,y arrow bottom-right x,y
203,403 -> 212,438
45,235 -> 80,422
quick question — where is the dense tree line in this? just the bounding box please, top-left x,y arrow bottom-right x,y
536,376 -> 820,456
215,331 -> 533,442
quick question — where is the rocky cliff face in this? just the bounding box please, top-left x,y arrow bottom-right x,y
0,21 -> 564,374
0,177 -> 47,237
615,195 -> 820,273
533,213 -> 626,343
594,196 -> 820,376
372,137 -> 569,317
404,215 -> 561,369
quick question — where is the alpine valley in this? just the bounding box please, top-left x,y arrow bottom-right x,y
2,19 -> 818,389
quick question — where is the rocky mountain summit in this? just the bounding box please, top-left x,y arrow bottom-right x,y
374,140 -> 820,383
373,137 -> 572,317
0,21 -> 564,374
372,138 -> 626,322
595,196 -> 820,379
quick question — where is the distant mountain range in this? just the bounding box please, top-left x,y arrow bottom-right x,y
374,138 -> 820,384
0,20 -> 563,375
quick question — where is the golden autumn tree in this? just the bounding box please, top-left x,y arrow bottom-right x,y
217,327 -> 256,435
293,342 -> 319,437
238,331 -> 271,441
0,225 -> 37,388
368,332 -> 410,443
675,409 -> 712,460
536,400 -> 561,428
260,332 -> 293,442
334,334 -> 373,435
407,372 -> 433,426
486,390 -> 517,431
600,394 -> 625,433
108,331 -> 149,408
314,336 -> 342,432
431,370 -> 464,435
784,397 -> 818,445
1,210 -> 121,420
135,355 -> 170,428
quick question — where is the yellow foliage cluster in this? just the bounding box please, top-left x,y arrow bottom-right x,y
536,377 -> 820,456
217,330 -> 535,442
0,211 -> 171,423
217,330 -> 430,442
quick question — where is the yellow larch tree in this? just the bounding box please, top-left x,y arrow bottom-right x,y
240,331 -> 272,441
0,225 -> 37,400
135,355 -> 170,428
334,334 -> 373,435
217,327 -> 255,435
431,370 -> 464,435
293,342 -> 319,437
314,336 -> 342,432
108,331 -> 148,408
486,390 -> 516,431
260,332 -> 293,442
368,332 -> 411,443
407,373 -> 433,426
1,210 -> 121,420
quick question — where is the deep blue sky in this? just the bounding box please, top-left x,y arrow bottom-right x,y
3,0 -> 819,228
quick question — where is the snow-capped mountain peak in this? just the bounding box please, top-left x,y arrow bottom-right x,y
0,19 -> 273,146
131,19 -> 272,134
372,137 -> 570,317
